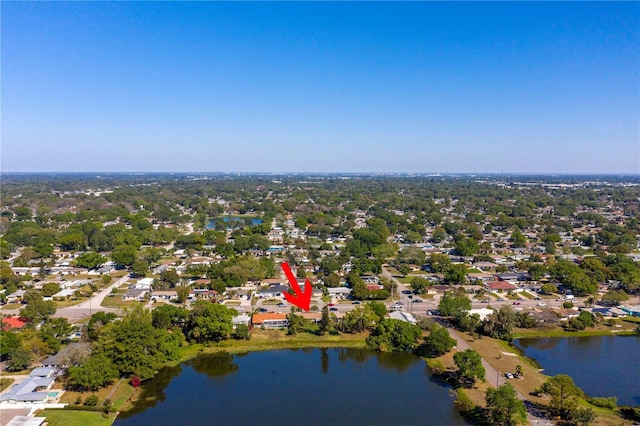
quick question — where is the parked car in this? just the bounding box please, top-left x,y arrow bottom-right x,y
505,372 -> 514,379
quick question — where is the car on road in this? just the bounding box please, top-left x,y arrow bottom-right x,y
328,303 -> 335,307
401,290 -> 412,295
481,299 -> 489,303
352,301 -> 361,304
330,307 -> 338,311
412,299 -> 423,303
259,307 -> 268,312
277,303 -> 288,308
512,301 -> 521,305
537,302 -> 547,307
534,296 -> 542,300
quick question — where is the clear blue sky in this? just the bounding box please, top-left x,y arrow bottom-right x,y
2,2 -> 639,174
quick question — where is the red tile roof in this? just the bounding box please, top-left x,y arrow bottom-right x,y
487,281 -> 517,291
2,317 -> 27,330
252,313 -> 287,325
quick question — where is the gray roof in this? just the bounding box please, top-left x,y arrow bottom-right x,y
0,377 -> 53,402
258,285 -> 288,294
30,367 -> 55,378
41,342 -> 91,367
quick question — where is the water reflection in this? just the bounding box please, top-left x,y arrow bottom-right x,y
188,352 -> 239,379
116,348 -> 469,425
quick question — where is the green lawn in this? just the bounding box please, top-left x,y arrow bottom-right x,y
0,378 -> 14,392
39,410 -> 114,426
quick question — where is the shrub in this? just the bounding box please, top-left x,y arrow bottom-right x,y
130,375 -> 141,388
84,395 -> 99,406
75,396 -> 82,405
563,301 -> 574,309
588,396 -> 617,410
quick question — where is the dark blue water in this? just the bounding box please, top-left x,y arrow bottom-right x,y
514,335 -> 640,406
206,216 -> 263,229
115,348 -> 468,425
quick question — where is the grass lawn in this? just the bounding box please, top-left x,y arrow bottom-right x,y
38,409 -> 114,426
54,297 -> 90,308
1,303 -> 22,310
397,277 -> 413,284
0,378 -> 15,392
170,330 -> 368,365
100,295 -> 141,308
519,291 -> 535,299
59,378 -> 133,410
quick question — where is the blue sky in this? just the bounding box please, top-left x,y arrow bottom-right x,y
2,2 -> 639,174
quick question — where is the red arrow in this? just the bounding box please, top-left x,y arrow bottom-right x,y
281,262 -> 311,311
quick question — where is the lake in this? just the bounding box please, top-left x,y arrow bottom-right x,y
513,335 -> 640,406
115,348 -> 468,425
206,216 -> 263,229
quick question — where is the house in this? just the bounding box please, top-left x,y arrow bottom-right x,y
232,314 -> 251,329
122,288 -> 148,301
388,311 -> 417,325
1,317 -> 27,331
327,287 -> 352,299
131,277 -> 154,290
258,285 -> 289,299
150,290 -> 178,301
301,312 -> 323,323
252,313 -> 288,329
487,281 -> 517,292
0,368 -> 56,403
468,308 -> 495,321
5,289 -> 26,304
41,342 -> 91,368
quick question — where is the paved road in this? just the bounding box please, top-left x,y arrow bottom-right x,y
446,327 -> 553,425
51,275 -> 128,322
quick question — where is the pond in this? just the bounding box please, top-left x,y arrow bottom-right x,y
115,348 -> 469,425
513,335 -> 640,406
206,216 -> 263,229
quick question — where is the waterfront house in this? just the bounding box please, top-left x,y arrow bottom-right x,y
252,313 -> 288,329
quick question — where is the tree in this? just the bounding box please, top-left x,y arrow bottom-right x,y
540,283 -> 557,295
366,319 -> 422,352
6,347 -> 32,372
0,331 -> 21,360
540,374 -> 582,419
485,383 -> 527,425
417,325 -> 456,357
41,282 -> 61,297
131,259 -> 149,277
453,349 -> 485,386
410,276 -> 431,294
185,301 -> 236,343
482,305 -> 516,341
338,304 -> 378,333
438,291 -> 471,317
601,289 -> 629,306
324,272 -> 340,288
39,317 -> 74,347
66,354 -> 118,391
367,301 -> 387,321
95,305 -> 183,380
176,285 -> 190,304
111,244 -> 137,267
20,293 -> 56,322
444,264 -> 468,284
73,252 -> 107,270
233,324 -> 249,340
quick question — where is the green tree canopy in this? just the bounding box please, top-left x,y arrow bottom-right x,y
485,383 -> 527,426
366,319 -> 422,352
